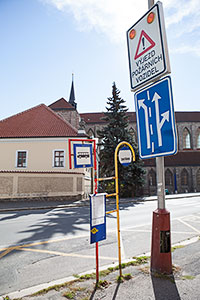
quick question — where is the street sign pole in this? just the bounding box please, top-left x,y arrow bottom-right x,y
148,0 -> 172,275
156,156 -> 165,209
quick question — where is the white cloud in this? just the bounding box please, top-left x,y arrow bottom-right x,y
170,43 -> 200,57
41,0 -> 148,42
41,0 -> 200,55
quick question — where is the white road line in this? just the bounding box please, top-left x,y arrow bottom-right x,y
177,218 -> 200,234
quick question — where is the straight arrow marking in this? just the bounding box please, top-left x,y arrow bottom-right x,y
138,99 -> 151,149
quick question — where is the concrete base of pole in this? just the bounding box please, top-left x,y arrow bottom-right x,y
151,209 -> 172,274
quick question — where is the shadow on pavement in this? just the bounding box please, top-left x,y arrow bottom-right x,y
151,274 -> 181,300
111,282 -> 121,300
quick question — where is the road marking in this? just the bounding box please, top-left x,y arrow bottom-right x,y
0,246 -> 19,259
17,247 -> 118,261
177,218 -> 200,234
0,235 -> 89,252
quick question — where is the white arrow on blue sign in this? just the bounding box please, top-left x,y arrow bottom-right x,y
135,76 -> 177,159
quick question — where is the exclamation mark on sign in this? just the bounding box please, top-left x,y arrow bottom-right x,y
142,37 -> 145,50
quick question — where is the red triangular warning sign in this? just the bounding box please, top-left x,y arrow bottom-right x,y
134,30 -> 155,60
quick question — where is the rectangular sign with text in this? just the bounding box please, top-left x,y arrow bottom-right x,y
127,1 -> 170,91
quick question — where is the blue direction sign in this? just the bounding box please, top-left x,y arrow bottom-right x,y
135,76 -> 177,159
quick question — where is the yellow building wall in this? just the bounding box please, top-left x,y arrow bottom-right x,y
0,138 -> 92,199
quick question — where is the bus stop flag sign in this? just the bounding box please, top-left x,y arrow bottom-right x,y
73,143 -> 93,168
90,193 -> 106,244
127,1 -> 170,91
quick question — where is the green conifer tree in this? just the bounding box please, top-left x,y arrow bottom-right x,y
97,82 -> 145,197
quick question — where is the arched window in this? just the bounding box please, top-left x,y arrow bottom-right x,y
87,128 -> 95,138
196,128 -> 200,149
197,169 -> 200,186
183,128 -> 191,149
165,169 -> 173,186
129,127 -> 137,143
149,169 -> 156,186
181,169 -> 189,185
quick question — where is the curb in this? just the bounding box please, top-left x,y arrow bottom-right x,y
1,236 -> 199,300
0,193 -> 200,212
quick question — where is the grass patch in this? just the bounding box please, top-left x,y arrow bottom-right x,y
123,273 -> 132,280
30,280 -> 78,296
99,269 -> 112,277
171,245 -> 185,252
96,280 -> 110,288
132,256 -> 150,265
181,275 -> 195,280
63,291 -> 75,299
116,275 -> 124,283
116,273 -> 132,283
79,273 -> 96,280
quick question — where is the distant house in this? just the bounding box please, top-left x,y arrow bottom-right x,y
0,104 -> 91,200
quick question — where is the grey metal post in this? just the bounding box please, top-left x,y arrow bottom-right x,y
148,0 -> 154,8
156,156 -> 165,209
148,0 -> 166,210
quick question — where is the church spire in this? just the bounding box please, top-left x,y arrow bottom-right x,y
69,73 -> 77,109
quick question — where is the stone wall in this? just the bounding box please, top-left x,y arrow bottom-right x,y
0,172 -> 85,199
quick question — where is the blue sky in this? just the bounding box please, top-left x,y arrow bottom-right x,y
0,0 -> 200,120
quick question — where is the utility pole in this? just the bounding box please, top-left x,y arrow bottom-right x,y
149,0 -> 172,275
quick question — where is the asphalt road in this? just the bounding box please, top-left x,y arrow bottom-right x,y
0,196 -> 200,296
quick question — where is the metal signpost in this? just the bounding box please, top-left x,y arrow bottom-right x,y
127,0 -> 177,275
135,76 -> 177,159
97,141 -> 135,279
127,1 -> 170,91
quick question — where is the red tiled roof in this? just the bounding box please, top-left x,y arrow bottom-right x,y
175,112 -> 200,122
80,111 -> 200,125
0,104 -> 78,138
49,98 -> 75,110
80,111 -> 136,124
143,151 -> 200,167
80,112 -> 106,124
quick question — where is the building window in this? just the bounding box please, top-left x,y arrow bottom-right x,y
197,169 -> 200,186
129,127 -> 137,143
183,128 -> 191,149
17,151 -> 27,168
197,129 -> 200,149
87,128 -> 95,138
54,150 -> 65,167
149,169 -> 156,186
181,169 -> 188,186
165,169 -> 173,186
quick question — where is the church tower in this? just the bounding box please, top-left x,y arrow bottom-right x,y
48,74 -> 80,129
69,73 -> 77,109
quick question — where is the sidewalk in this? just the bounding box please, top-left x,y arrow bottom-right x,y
0,192 -> 200,212
2,237 -> 200,300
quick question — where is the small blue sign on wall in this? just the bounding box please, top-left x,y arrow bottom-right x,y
134,76 -> 177,159
90,193 -> 106,244
73,144 -> 93,168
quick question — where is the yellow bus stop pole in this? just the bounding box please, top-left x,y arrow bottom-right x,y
114,141 -> 135,277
